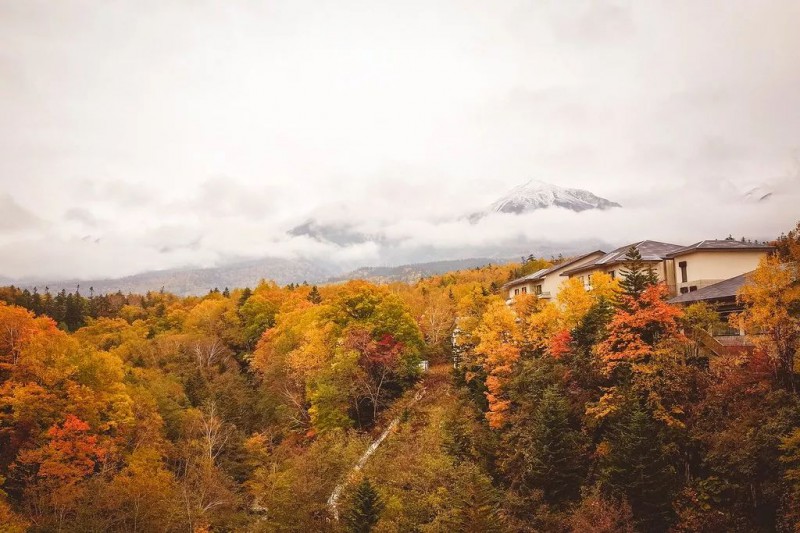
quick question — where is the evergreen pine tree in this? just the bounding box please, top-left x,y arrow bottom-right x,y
619,246 -> 658,300
600,404 -> 677,530
522,385 -> 587,504
31,288 -> 43,316
344,478 -> 384,533
238,287 -> 252,307
54,289 -> 68,327
443,471 -> 502,533
307,285 -> 322,304
572,299 -> 615,350
64,292 -> 85,331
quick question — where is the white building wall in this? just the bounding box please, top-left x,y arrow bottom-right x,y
672,250 -> 766,291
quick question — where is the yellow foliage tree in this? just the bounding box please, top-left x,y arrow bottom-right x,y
557,272 -> 619,329
519,273 -> 618,356
736,254 -> 800,391
475,299 -> 520,428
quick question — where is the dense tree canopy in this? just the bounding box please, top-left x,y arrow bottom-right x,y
1,223 -> 799,531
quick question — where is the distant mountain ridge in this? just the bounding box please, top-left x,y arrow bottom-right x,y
328,257 -> 510,284
14,257 -> 339,297
293,180 -> 622,243
9,257 -> 516,296
4,178 -> 622,294
488,179 -> 621,214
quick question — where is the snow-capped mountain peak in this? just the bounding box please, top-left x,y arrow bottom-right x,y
488,179 -> 621,214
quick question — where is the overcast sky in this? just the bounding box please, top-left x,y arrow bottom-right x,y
1,0 -> 799,280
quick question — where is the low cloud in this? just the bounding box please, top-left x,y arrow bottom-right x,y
0,193 -> 44,233
0,1 -> 798,280
78,179 -> 156,208
64,207 -> 99,227
174,177 -> 278,220
2,171 -> 798,282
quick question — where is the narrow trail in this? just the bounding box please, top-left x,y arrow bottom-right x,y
326,367 -> 446,521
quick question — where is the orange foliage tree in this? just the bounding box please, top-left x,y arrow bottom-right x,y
13,415 -> 108,527
597,283 -> 684,375
474,299 -> 520,428
16,414 -> 107,483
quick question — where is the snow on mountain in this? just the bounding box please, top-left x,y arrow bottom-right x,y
486,179 -> 621,215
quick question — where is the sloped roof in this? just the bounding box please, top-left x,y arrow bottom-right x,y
560,240 -> 683,276
598,240 -> 685,263
664,239 -> 774,258
668,272 -> 751,304
504,250 -> 605,288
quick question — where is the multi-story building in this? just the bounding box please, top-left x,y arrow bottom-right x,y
559,240 -> 683,291
503,250 -> 605,303
504,238 -> 773,304
662,240 -> 774,295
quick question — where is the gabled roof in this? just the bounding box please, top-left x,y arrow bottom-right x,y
504,250 -> 605,288
560,240 -> 683,276
664,239 -> 774,258
668,271 -> 751,304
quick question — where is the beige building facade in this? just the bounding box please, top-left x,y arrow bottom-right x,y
504,250 -> 605,303
504,239 -> 773,304
664,241 -> 773,295
559,240 -> 682,291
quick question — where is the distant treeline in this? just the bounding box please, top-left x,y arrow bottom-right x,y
0,286 -> 150,332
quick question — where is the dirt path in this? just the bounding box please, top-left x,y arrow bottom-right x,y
327,365 -> 449,521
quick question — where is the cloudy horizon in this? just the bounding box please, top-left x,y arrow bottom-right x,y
1,1 -> 799,281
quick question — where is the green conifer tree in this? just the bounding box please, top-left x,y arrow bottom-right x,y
344,478 -> 384,533
238,287 -> 252,307
521,385 -> 587,504
307,285 -> 322,304
619,246 -> 659,300
600,404 -> 677,529
443,471 -> 502,532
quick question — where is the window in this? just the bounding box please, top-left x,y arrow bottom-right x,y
680,287 -> 689,294
689,286 -> 697,292
521,286 -> 527,294
535,284 -> 542,295
679,261 -> 688,283
514,288 -> 519,295
609,270 -> 615,280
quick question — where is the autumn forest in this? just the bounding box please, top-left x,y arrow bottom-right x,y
1,222 -> 799,532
